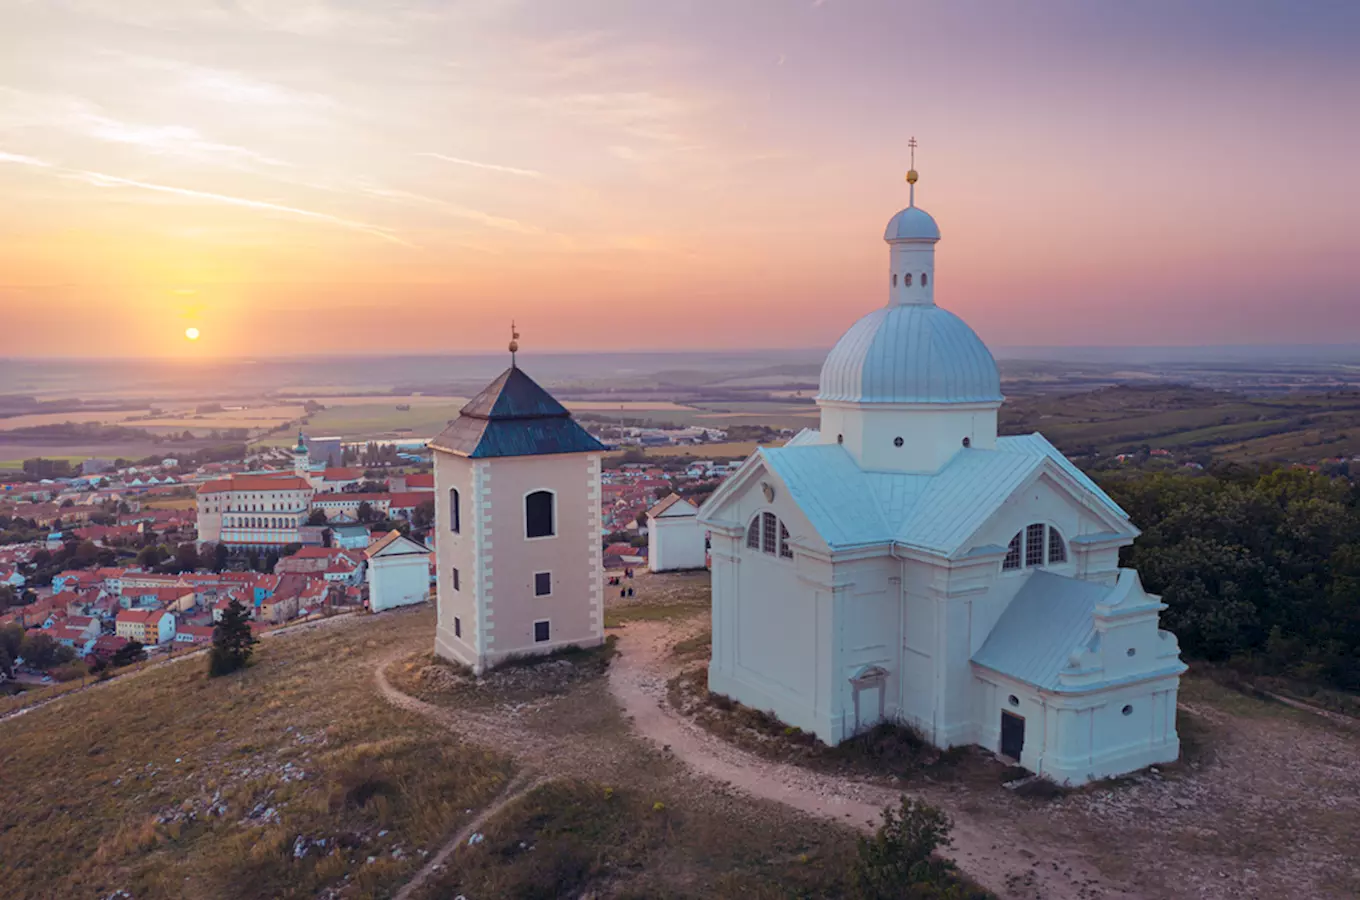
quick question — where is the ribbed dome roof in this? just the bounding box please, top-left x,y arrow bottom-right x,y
884,206 -> 940,242
818,304 -> 1002,404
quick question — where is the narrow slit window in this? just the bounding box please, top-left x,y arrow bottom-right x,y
534,620 -> 550,643
1025,523 -> 1046,567
921,272 -> 928,286
449,487 -> 461,533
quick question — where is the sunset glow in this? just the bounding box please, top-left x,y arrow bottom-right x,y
1,1 -> 1356,358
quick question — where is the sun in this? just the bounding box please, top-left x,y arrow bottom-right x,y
185,327 -> 201,341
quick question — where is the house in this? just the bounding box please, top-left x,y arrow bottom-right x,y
87,634 -> 129,664
431,356 -> 607,674
115,608 -> 176,645
0,566 -> 25,587
51,624 -> 97,656
174,625 -> 216,644
365,530 -> 431,612
698,172 -> 1185,786
330,523 -> 372,550
195,473 -> 314,550
646,493 -> 707,572
276,547 -> 364,584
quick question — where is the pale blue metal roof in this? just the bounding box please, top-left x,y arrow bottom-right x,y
756,432 -> 1130,555
884,206 -> 941,242
972,570 -> 1108,690
759,444 -> 891,548
818,304 -> 1003,405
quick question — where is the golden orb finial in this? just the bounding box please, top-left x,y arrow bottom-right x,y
509,321 -> 520,364
906,169 -> 919,184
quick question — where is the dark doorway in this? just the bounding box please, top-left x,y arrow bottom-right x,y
1000,711 -> 1025,760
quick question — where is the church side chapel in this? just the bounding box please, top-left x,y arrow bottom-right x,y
698,145 -> 1187,785
430,329 -> 607,674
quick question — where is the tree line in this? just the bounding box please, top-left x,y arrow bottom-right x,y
1101,464 -> 1360,693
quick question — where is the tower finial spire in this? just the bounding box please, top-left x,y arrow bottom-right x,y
509,320 -> 520,367
906,136 -> 919,207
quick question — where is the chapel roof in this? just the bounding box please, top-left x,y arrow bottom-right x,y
746,430 -> 1130,556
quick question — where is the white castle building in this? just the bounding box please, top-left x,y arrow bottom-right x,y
699,159 -> 1186,785
430,343 -> 607,674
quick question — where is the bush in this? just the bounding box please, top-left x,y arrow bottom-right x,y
849,797 -> 981,900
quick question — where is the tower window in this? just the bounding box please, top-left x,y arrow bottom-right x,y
449,487 -> 461,533
892,273 -> 897,286
1025,523 -> 1046,567
525,490 -> 555,539
534,571 -> 551,596
534,620 -> 550,643
921,273 -> 928,286
904,273 -> 913,287
452,567 -> 460,591
454,616 -> 461,638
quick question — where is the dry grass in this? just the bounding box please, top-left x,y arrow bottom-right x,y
386,638 -> 618,711
408,777 -> 862,900
602,569 -> 710,628
0,608 -> 515,900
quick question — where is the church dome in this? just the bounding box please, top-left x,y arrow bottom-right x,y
884,206 -> 940,242
818,303 -> 1002,404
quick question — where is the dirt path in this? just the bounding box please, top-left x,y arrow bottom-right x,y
606,619 -> 1143,900
391,771 -> 544,900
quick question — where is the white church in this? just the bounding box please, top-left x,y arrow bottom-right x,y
698,159 -> 1187,785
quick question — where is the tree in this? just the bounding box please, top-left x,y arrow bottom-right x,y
137,544 -> 164,569
20,632 -> 74,670
412,499 -> 435,534
0,584 -> 13,614
173,542 -> 199,574
111,640 -> 146,667
213,542 -> 230,573
849,797 -> 954,900
306,510 -> 329,527
209,599 -> 257,677
356,501 -> 377,524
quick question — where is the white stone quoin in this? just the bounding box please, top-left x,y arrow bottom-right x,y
646,493 -> 707,572
698,160 -> 1187,785
366,530 -> 431,612
430,355 -> 606,674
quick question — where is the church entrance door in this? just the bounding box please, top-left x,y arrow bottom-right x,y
1000,711 -> 1025,760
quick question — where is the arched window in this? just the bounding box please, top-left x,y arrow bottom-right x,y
921,272 -> 928,286
1002,533 -> 1022,570
904,273 -> 913,287
779,522 -> 793,559
746,517 -> 760,549
1047,527 -> 1067,564
1025,523 -> 1046,567
525,490 -> 555,539
449,487 -> 461,534
761,512 -> 778,554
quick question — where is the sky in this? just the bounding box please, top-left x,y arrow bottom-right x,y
1,0 -> 1357,359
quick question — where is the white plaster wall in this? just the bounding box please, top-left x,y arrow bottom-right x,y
481,452 -> 603,668
368,555 -> 428,611
648,515 -> 707,571
433,451 -> 477,667
818,402 -> 999,474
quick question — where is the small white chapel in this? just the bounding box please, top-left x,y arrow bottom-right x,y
698,149 -> 1187,785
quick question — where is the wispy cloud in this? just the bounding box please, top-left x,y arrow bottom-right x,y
416,153 -> 543,179
0,149 -> 408,245
353,183 -> 542,235
80,115 -> 290,168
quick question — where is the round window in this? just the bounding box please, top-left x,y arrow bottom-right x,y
1126,648 -> 1136,657
893,436 -> 904,447
1007,695 -> 1019,708
837,434 -> 844,444
962,437 -> 971,448
1121,704 -> 1133,716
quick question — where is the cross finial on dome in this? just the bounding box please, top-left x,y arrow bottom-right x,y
509,320 -> 520,367
906,136 -> 919,207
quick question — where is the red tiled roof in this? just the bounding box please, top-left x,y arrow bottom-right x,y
322,467 -> 364,481
198,474 -> 312,494
403,474 -> 434,489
